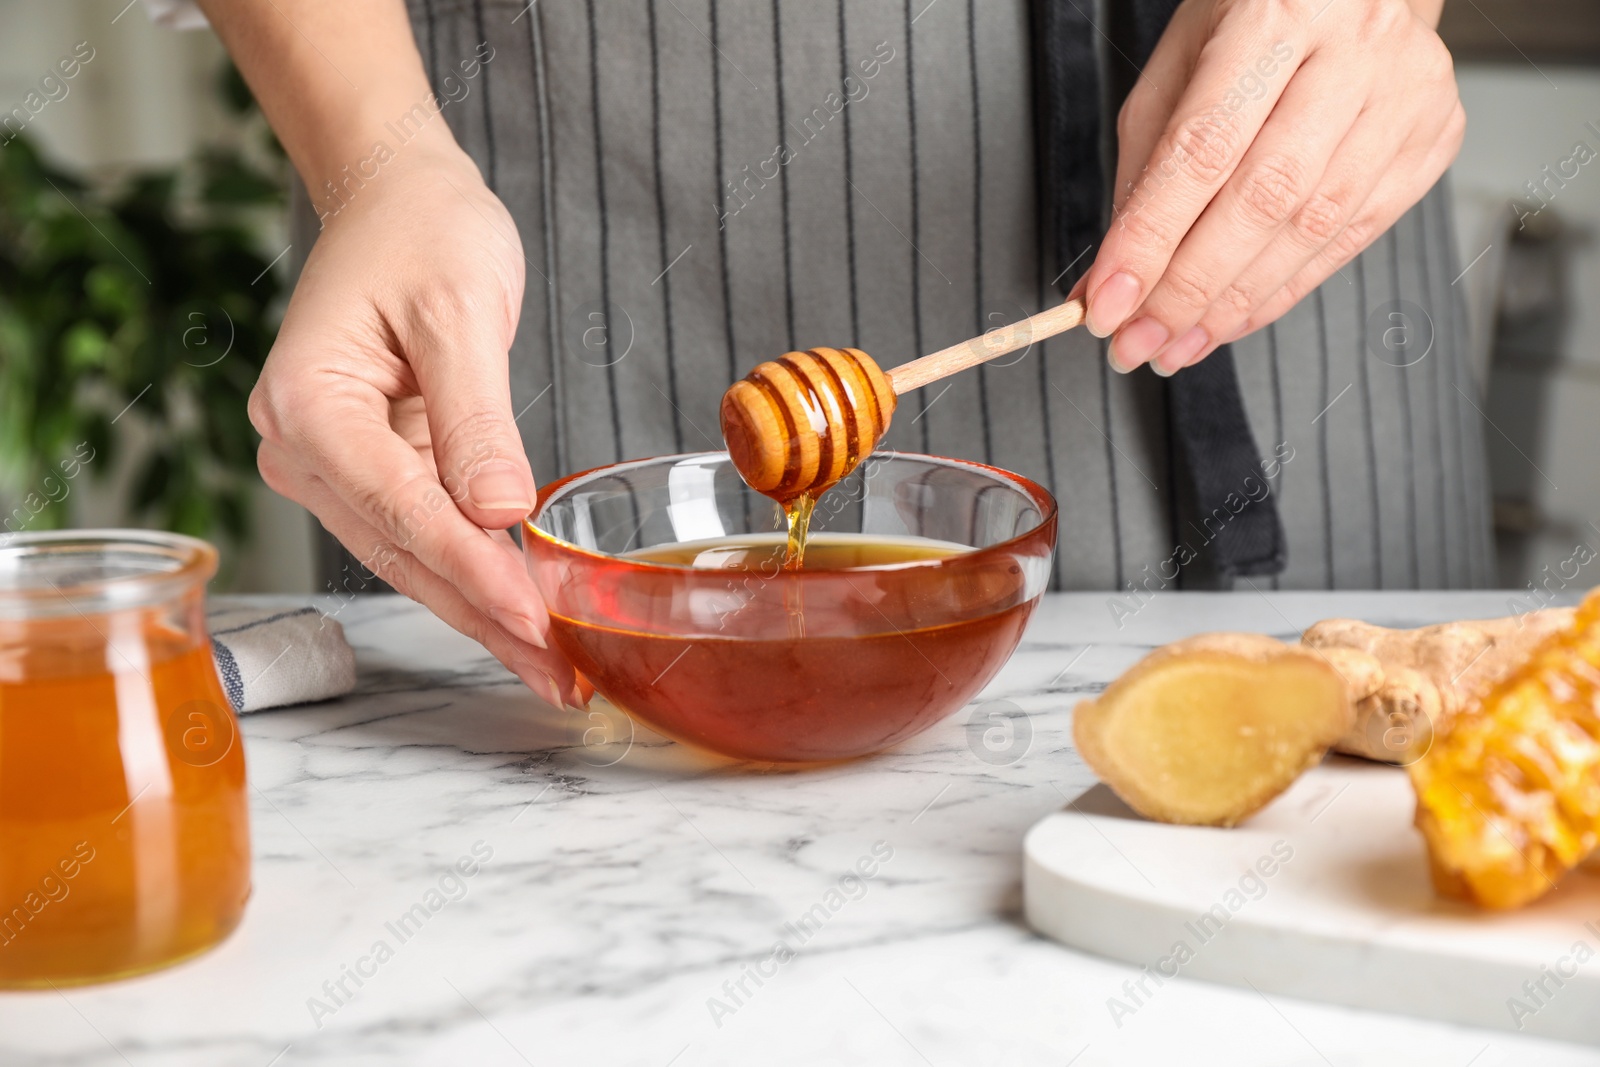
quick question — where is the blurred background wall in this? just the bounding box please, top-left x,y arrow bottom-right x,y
1451,67 -> 1600,596
0,0 -> 315,593
1,0 -> 1596,595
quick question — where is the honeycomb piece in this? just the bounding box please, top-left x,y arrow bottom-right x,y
1409,591 -> 1600,909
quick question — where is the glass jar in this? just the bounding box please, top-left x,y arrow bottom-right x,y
0,530 -> 250,987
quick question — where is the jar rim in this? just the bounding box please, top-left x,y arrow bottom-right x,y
0,529 -> 217,619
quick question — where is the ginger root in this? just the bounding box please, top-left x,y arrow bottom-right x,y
1070,602 -> 1600,907
1408,591 -> 1600,909
1073,633 -> 1352,827
1303,609 -> 1574,764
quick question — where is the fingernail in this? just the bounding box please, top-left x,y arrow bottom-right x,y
1087,272 -> 1141,337
514,667 -> 556,705
489,606 -> 548,650
537,671 -> 563,708
1161,327 -> 1210,370
568,681 -> 590,709
469,467 -> 534,513
1110,317 -> 1168,372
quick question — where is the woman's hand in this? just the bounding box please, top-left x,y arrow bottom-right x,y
248,143 -> 581,706
195,0 -> 580,703
1074,0 -> 1464,375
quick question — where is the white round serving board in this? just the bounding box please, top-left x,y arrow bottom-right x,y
1024,758 -> 1600,1043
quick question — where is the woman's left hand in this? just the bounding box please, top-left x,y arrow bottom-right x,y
1074,0 -> 1463,376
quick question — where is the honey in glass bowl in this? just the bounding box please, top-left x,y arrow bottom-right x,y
523,453 -> 1057,762
0,531 -> 250,987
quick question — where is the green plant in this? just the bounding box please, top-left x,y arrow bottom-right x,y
0,63 -> 285,542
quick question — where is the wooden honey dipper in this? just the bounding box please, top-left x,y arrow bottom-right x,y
720,298 -> 1086,503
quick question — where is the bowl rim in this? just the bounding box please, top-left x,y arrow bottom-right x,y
522,450 -> 1058,575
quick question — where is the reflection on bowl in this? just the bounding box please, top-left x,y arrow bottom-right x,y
523,452 -> 1057,762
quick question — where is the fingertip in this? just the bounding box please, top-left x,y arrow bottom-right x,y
1086,271 -> 1143,338
535,671 -> 563,709
1159,326 -> 1209,371
1109,317 -> 1168,373
1156,330 -> 1224,376
488,605 -> 549,650
514,654 -> 580,709
464,463 -> 536,518
469,507 -> 536,535
573,669 -> 595,707
519,589 -> 551,632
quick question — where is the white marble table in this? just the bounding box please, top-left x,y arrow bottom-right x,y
7,591 -> 1599,1067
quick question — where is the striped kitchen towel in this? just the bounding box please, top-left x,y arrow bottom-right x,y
206,604 -> 356,713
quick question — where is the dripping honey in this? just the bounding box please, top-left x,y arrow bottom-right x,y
781,494 -> 817,568
0,617 -> 250,987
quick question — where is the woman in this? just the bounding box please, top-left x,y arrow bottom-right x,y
178,0 -> 1488,704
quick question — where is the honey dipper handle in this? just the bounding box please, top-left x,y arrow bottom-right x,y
886,297 -> 1087,395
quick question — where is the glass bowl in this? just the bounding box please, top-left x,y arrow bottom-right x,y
522,452 -> 1056,762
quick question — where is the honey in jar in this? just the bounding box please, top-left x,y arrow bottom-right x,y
0,532 -> 250,987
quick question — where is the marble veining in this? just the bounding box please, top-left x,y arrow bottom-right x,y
5,592 -> 1597,1066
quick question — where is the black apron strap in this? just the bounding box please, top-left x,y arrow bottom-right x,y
1031,0 -> 1102,295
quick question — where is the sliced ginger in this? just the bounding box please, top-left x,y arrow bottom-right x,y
1074,633 -> 1352,827
1409,590 -> 1600,909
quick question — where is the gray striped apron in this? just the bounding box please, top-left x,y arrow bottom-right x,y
293,0 -> 1494,592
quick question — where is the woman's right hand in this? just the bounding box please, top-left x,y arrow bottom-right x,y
248,141 -> 582,707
